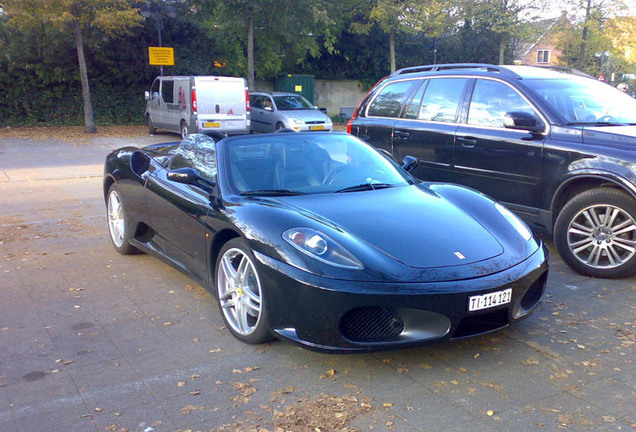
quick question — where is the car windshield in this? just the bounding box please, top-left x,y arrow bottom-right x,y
224,134 -> 414,195
524,77 -> 636,125
273,95 -> 314,111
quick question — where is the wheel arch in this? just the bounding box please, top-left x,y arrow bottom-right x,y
551,173 -> 636,227
103,175 -> 116,203
209,228 -> 242,282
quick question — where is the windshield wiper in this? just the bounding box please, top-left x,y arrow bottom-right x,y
335,183 -> 393,193
240,189 -> 306,196
565,121 -> 626,127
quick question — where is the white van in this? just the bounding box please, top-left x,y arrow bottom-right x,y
145,76 -> 250,138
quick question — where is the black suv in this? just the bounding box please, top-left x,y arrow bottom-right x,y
348,64 -> 636,278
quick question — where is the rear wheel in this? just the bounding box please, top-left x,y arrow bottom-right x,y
147,115 -> 157,134
554,188 -> 636,278
180,121 -> 189,139
106,185 -> 138,255
215,238 -> 272,344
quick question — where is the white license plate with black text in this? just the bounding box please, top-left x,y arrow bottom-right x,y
468,288 -> 512,312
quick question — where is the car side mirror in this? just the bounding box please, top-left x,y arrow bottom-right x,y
401,156 -> 419,172
167,167 -> 215,190
145,91 -> 151,101
504,111 -> 544,133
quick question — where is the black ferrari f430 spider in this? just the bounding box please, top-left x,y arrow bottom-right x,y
104,132 -> 548,352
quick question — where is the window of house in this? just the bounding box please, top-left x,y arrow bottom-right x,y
537,50 -> 550,64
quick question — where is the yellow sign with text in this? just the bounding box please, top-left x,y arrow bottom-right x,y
148,47 -> 174,66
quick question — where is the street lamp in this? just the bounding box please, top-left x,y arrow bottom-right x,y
139,1 -> 177,76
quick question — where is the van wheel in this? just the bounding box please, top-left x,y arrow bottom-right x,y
554,188 -> 636,278
147,115 -> 157,134
180,121 -> 189,139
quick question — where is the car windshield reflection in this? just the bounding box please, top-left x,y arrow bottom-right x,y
225,134 -> 413,195
525,77 -> 636,124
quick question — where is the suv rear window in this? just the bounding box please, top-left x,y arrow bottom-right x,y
367,80 -> 420,118
414,78 -> 468,123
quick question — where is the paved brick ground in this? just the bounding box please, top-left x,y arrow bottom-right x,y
0,132 -> 634,432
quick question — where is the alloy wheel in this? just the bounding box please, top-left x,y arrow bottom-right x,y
107,190 -> 125,248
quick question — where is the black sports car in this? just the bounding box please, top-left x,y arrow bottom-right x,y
104,132 -> 548,352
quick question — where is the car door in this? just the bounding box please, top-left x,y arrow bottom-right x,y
355,79 -> 421,157
453,78 -> 545,214
143,136 -> 218,282
249,95 -> 268,132
392,77 -> 470,183
159,78 -> 178,132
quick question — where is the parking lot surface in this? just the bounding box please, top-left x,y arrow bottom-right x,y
0,129 -> 634,432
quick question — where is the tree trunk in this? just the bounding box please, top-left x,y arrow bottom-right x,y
73,20 -> 97,134
578,0 -> 592,71
389,29 -> 396,73
498,35 -> 505,65
247,12 -> 255,90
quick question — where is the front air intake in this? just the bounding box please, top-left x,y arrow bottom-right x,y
340,307 -> 404,342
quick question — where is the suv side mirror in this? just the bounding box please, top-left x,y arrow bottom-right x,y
504,111 -> 544,133
145,91 -> 151,101
167,167 -> 215,190
401,156 -> 419,172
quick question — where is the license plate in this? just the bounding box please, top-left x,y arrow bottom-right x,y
310,125 -> 324,131
468,288 -> 512,312
203,122 -> 220,128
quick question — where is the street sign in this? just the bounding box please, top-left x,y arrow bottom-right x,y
597,73 -> 606,82
148,47 -> 174,66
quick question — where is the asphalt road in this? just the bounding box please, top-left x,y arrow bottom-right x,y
0,130 -> 634,432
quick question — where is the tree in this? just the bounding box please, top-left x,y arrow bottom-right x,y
201,0 -> 336,88
2,0 -> 141,133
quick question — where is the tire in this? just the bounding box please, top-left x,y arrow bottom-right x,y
106,185 -> 138,255
180,121 -> 189,139
215,238 -> 272,344
554,188 -> 636,278
275,122 -> 285,131
147,115 -> 157,135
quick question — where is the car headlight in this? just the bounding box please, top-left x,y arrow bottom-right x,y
291,118 -> 305,125
283,228 -> 363,269
495,203 -> 532,241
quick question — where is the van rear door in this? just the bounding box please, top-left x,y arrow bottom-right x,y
194,77 -> 248,135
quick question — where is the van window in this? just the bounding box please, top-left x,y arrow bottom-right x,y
161,80 -> 174,104
368,80 -> 420,118
417,78 -> 468,123
150,79 -> 160,100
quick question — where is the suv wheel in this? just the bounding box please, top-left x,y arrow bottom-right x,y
554,188 -> 636,278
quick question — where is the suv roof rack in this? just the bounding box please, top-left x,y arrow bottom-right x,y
536,65 -> 594,78
392,63 -> 520,78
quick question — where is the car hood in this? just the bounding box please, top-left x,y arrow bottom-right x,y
278,110 -> 330,122
278,186 -> 504,269
582,125 -> 636,144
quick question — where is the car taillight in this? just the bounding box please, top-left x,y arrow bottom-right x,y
192,89 -> 197,114
346,108 -> 359,134
245,90 -> 250,112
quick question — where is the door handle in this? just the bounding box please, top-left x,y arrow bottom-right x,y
457,137 -> 477,148
394,130 -> 410,139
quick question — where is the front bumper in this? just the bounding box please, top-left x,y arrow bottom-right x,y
255,245 -> 548,353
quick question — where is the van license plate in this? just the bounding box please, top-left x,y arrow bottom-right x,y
310,125 -> 324,131
204,122 -> 220,128
468,288 -> 512,312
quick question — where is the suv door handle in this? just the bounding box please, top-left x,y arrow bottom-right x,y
457,137 -> 477,148
394,130 -> 410,139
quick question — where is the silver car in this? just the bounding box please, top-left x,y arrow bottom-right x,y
250,91 -> 333,132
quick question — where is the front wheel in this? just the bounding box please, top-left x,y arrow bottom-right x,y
554,188 -> 636,278
106,185 -> 138,255
215,238 -> 272,344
